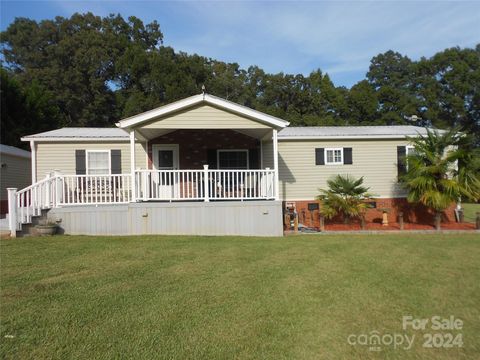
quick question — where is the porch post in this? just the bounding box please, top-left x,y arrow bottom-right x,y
45,173 -> 51,207
273,129 -> 279,200
53,170 -> 62,207
30,140 -> 36,184
130,129 -> 136,202
7,188 -> 17,238
260,140 -> 264,169
203,165 -> 209,202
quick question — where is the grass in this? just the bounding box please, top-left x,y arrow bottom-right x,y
463,203 -> 480,222
1,234 -> 479,359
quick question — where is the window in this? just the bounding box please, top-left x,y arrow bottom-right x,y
87,150 -> 110,175
217,150 -> 249,169
325,148 -> 343,165
158,150 -> 174,169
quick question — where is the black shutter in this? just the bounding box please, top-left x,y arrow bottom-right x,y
343,148 -> 353,164
111,150 -> 121,174
397,146 -> 407,180
75,150 -> 86,175
248,148 -> 259,169
207,149 -> 217,169
315,148 -> 325,165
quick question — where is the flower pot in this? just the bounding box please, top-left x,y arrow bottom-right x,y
35,225 -> 57,236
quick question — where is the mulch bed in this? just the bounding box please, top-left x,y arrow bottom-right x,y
323,222 -> 477,231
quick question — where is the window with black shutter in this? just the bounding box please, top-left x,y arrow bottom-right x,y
397,146 -> 407,181
75,150 -> 86,175
343,147 -> 353,165
111,150 -> 121,174
315,148 -> 325,165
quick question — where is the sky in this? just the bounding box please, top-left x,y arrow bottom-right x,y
1,1 -> 479,87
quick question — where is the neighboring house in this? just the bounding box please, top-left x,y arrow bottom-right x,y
0,144 -> 31,216
8,93 -> 449,236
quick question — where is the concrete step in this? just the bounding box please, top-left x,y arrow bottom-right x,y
18,209 -> 50,237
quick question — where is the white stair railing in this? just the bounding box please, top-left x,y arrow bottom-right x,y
8,174 -> 59,236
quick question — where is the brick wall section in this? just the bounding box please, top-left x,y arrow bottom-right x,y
285,198 -> 457,228
148,129 -> 259,169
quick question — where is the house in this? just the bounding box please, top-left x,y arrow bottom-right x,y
7,93 -> 449,237
0,144 -> 31,216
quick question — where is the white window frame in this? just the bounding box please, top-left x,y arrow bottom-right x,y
217,149 -> 249,169
406,145 -> 416,170
86,150 -> 111,175
324,148 -> 343,165
406,145 -> 415,156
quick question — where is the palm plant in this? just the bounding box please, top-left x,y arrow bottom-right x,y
317,175 -> 374,225
402,128 -> 480,230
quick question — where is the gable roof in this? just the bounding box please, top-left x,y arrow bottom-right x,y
21,128 -> 129,142
116,94 -> 290,129
278,125 -> 440,139
0,144 -> 31,158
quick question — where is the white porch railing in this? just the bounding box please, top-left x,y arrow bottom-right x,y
7,167 -> 276,236
59,174 -> 133,205
134,168 -> 275,201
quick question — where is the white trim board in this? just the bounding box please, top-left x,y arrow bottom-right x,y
21,137 -> 130,142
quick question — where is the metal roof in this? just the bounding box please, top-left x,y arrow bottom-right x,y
278,125 -> 438,139
21,125 -> 440,142
22,128 -> 129,141
0,144 -> 31,158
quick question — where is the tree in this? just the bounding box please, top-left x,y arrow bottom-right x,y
415,46 -> 480,145
1,12 -> 479,150
401,128 -> 480,230
1,68 -> 62,148
317,175 -> 374,225
367,50 -> 420,125
345,80 -> 378,125
1,13 -> 163,127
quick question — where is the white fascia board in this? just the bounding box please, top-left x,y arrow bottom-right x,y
278,135 -> 417,141
21,137 -> 130,142
116,94 -> 289,129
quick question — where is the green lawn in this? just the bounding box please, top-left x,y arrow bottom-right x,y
463,203 -> 480,222
1,234 -> 479,359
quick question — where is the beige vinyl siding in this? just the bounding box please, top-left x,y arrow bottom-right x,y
35,141 -> 147,180
261,140 -> 274,169
0,153 -> 31,200
143,104 -> 270,129
278,139 -> 410,200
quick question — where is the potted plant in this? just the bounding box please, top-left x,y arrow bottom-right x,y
35,220 -> 58,236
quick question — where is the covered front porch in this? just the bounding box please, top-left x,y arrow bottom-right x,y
129,128 -> 277,202
122,94 -> 285,203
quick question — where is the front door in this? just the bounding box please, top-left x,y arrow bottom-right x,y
152,145 -> 179,199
